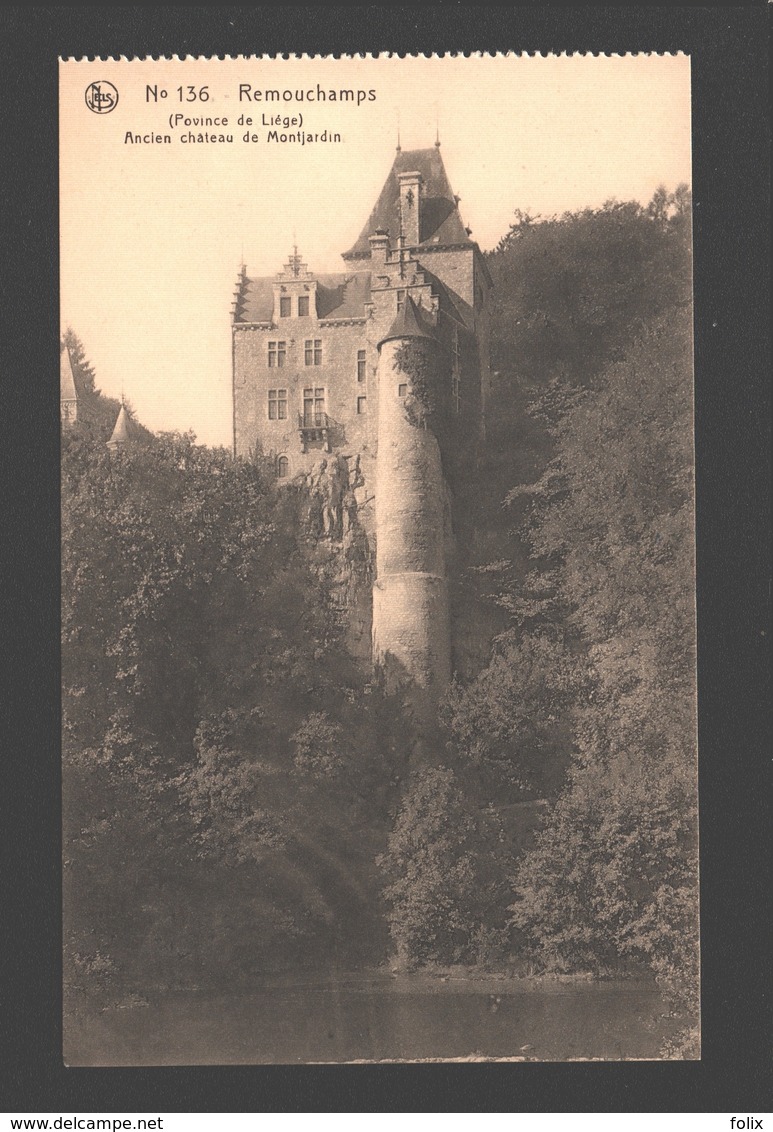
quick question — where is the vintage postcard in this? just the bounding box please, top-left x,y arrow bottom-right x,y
60,52 -> 697,1065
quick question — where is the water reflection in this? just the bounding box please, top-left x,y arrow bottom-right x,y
65,975 -> 675,1065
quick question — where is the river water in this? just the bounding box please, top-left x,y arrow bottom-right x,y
65,972 -> 678,1064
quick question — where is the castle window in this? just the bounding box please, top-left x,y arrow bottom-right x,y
277,455 -> 289,478
279,296 -> 291,318
297,295 -> 310,317
268,388 -> 287,420
357,349 -> 366,382
398,383 -> 408,398
357,395 -> 367,415
304,339 -> 322,366
268,341 -> 286,368
396,289 -> 406,312
303,387 -> 325,426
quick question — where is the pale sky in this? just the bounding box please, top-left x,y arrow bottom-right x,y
61,54 -> 691,446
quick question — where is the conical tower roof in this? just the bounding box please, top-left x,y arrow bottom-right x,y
60,346 -> 78,402
377,294 -> 438,349
107,403 -> 130,449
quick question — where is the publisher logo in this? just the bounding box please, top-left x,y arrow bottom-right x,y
85,81 -> 119,114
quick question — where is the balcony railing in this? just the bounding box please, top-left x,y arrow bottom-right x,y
298,410 -> 329,430
298,409 -> 331,453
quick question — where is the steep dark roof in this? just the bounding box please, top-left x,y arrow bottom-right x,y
234,276 -> 273,323
60,347 -> 78,402
378,294 -> 438,348
343,147 -> 472,261
234,271 -> 371,323
315,273 -> 372,319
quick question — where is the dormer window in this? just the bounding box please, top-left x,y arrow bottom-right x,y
279,296 -> 291,318
298,295 -> 310,317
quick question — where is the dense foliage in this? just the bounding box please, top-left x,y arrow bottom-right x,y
377,766 -> 511,968
391,338 -> 460,468
381,190 -> 698,1048
62,422 -> 402,1005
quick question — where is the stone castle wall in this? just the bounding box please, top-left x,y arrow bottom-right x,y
233,319 -> 379,501
372,337 -> 451,697
419,248 -> 476,311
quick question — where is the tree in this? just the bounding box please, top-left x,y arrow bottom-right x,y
62,426 -> 400,1000
488,188 -> 691,396
445,189 -> 697,1035
377,766 -> 510,968
61,328 -> 150,439
444,628 -> 579,800
480,189 -> 692,507
508,307 -> 698,1034
63,328 -> 97,396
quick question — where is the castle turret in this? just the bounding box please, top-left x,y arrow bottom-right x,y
60,346 -> 78,425
372,296 -> 451,705
107,403 -> 130,452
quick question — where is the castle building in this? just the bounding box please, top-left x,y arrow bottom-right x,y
232,143 -> 492,702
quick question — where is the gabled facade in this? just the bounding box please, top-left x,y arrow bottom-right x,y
231,144 -> 492,701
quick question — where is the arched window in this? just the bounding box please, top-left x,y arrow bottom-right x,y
277,455 -> 289,478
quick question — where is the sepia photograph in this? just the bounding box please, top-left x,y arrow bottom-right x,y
59,51 -> 698,1064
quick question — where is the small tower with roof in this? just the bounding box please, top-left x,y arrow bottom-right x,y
106,401 -> 131,452
60,345 -> 79,425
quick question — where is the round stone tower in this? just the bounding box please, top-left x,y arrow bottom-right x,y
372,297 -> 451,706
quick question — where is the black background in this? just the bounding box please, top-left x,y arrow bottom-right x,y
1,3 -> 770,1114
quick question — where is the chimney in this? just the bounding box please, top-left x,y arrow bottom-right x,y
397,171 -> 422,247
368,228 -> 390,266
